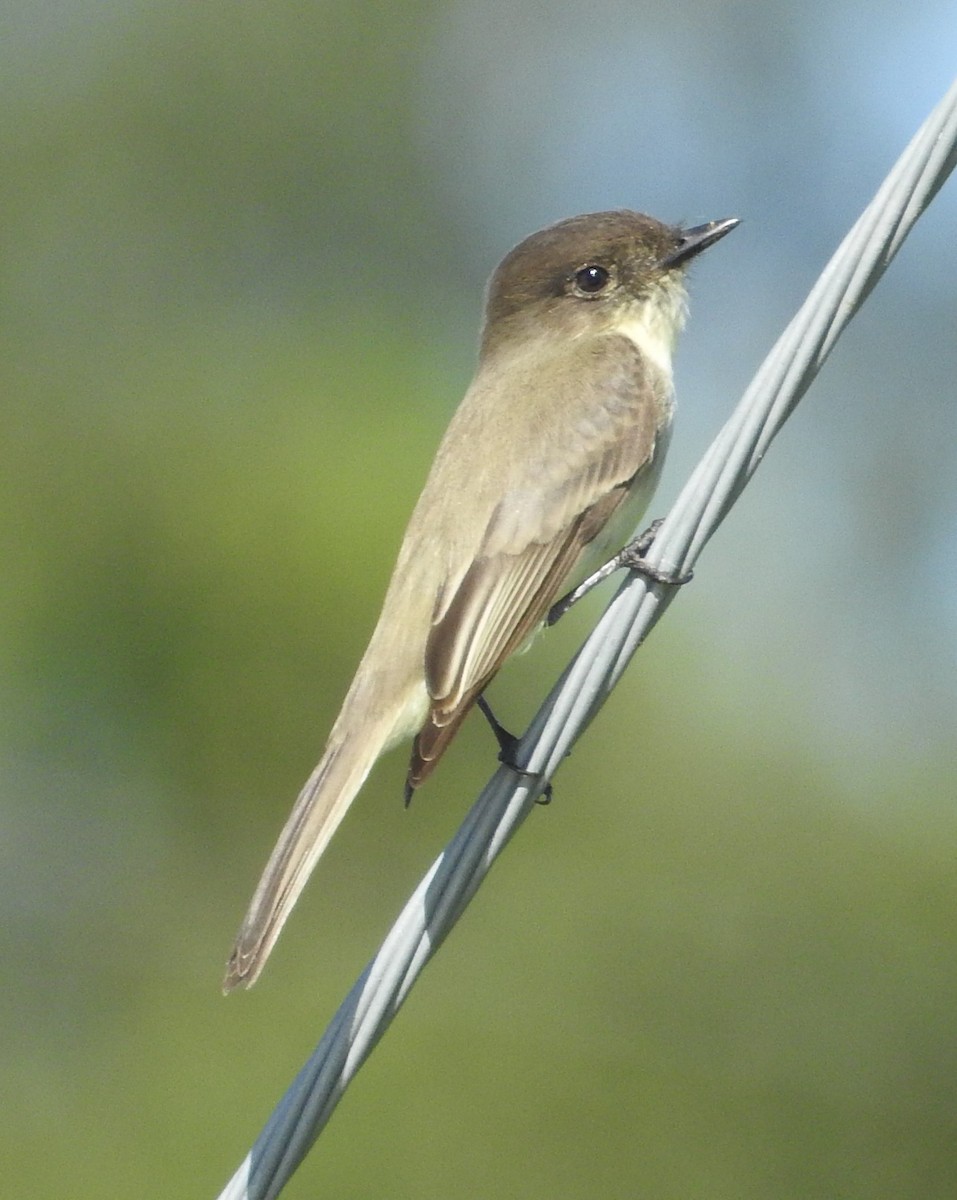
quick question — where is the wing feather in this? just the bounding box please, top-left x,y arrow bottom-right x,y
408,332 -> 671,788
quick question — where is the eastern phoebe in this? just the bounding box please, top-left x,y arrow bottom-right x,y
225,209 -> 738,991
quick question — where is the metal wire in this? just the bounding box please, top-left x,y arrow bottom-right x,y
216,77 -> 957,1200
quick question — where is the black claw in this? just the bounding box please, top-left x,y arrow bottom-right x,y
477,695 -> 554,801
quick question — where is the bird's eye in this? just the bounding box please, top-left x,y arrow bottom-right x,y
572,264 -> 611,295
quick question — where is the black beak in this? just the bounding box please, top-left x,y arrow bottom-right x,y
662,217 -> 740,268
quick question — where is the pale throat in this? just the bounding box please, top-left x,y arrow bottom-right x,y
612,283 -> 688,377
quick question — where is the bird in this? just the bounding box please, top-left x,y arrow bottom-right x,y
224,209 -> 738,991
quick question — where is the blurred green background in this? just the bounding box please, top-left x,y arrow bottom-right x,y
3,2 -> 957,1197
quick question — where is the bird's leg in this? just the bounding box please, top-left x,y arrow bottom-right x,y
547,518 -> 693,626
476,695 -> 552,804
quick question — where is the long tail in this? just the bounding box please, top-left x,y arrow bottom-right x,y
223,716 -> 396,992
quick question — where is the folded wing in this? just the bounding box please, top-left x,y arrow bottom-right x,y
408,332 -> 670,788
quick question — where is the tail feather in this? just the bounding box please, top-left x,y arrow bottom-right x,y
223,725 -> 387,992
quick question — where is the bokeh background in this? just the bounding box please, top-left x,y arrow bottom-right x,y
3,2 -> 956,1196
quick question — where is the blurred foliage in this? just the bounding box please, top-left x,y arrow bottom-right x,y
2,3 -> 956,1199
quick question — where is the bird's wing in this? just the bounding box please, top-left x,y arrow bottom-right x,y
408,333 -> 670,787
